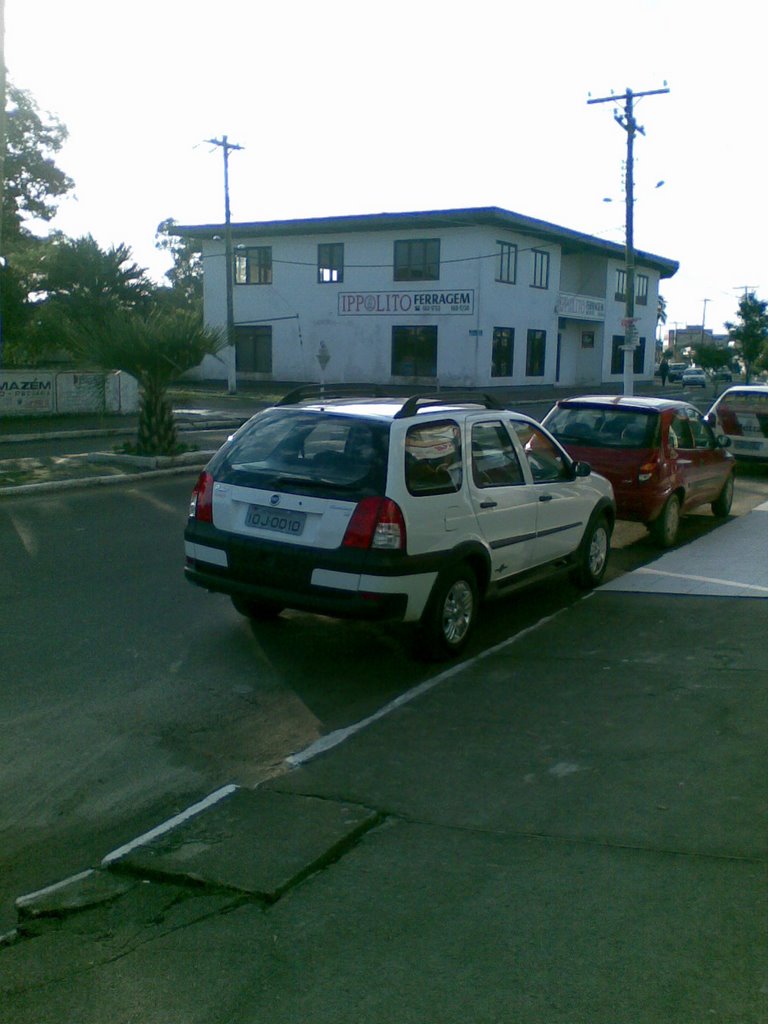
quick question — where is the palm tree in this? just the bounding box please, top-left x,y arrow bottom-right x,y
66,308 -> 225,455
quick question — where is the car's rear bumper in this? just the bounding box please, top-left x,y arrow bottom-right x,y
183,527 -> 438,622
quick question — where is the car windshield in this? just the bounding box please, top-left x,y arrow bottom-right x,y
546,405 -> 658,449
210,408 -> 390,497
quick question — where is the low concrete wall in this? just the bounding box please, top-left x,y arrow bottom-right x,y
0,371 -> 138,416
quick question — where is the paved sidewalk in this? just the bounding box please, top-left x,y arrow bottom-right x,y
2,505 -> 766,1023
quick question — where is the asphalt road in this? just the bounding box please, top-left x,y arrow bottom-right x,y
2,456 -> 767,936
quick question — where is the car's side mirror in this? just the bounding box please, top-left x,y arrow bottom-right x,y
717,435 -> 731,448
705,412 -> 717,427
573,461 -> 592,478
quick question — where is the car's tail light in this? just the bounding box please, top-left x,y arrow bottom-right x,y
342,497 -> 406,550
637,455 -> 660,483
189,471 -> 214,522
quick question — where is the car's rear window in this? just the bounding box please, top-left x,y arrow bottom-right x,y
546,405 -> 658,449
715,390 -> 768,438
210,409 -> 390,497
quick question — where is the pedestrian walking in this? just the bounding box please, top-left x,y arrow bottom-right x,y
659,355 -> 670,387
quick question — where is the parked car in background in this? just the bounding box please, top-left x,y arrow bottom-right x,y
542,395 -> 735,547
713,367 -> 733,382
667,362 -> 688,382
185,388 -> 615,659
681,366 -> 707,388
707,385 -> 768,462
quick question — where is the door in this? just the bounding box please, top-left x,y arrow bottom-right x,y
468,419 -> 539,581
510,420 -> 595,565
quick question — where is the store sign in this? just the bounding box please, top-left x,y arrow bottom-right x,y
0,372 -> 54,412
558,293 -> 605,320
339,290 -> 475,316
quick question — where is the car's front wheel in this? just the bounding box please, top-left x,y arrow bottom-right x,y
419,564 -> 478,660
231,596 -> 284,620
650,493 -> 681,548
712,472 -> 734,518
571,514 -> 611,588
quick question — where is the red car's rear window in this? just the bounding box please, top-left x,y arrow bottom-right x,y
546,405 -> 659,449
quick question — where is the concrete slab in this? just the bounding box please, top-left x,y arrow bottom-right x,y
15,869 -> 138,928
603,505 -> 768,596
271,593 -> 768,859
109,788 -> 381,901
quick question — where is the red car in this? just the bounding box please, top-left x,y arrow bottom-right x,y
542,395 -> 735,547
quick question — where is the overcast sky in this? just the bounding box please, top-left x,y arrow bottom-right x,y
7,0 -> 766,335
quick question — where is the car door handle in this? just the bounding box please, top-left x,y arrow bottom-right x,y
538,493 -> 554,502
479,500 -> 498,509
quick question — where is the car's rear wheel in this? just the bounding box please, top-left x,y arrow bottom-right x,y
231,596 -> 284,620
571,514 -> 610,588
419,564 -> 478,660
711,472 -> 734,518
650,493 -> 681,548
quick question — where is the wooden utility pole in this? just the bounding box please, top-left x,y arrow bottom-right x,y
589,85 -> 669,395
206,135 -> 243,394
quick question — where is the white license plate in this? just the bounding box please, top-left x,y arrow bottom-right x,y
734,439 -> 762,450
246,504 -> 306,536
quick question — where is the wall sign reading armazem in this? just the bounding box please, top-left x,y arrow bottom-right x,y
338,290 -> 475,316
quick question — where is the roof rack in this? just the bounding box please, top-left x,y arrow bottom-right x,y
276,383 -> 389,406
394,391 -> 506,419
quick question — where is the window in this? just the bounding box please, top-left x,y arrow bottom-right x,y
235,326 -> 272,373
318,243 -> 344,284
496,241 -> 517,284
636,273 -> 649,305
668,413 -> 695,450
613,335 -> 646,375
531,249 -> 550,289
686,409 -> 715,449
491,327 -> 514,378
615,268 -> 626,300
526,329 -> 546,376
633,336 -> 646,375
405,420 -> 462,495
471,421 -> 523,487
511,422 -> 571,483
391,326 -> 438,377
393,239 -> 440,281
234,246 -> 272,285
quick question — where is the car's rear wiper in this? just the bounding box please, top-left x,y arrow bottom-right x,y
274,474 -> 358,491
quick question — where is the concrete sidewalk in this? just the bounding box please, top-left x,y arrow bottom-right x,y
2,505 -> 766,1023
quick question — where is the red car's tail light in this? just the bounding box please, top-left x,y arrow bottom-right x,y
342,497 -> 406,550
189,471 -> 214,522
638,456 -> 660,483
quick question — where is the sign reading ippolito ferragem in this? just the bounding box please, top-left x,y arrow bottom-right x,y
339,290 -> 475,316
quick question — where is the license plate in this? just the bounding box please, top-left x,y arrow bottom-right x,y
246,504 -> 306,536
734,439 -> 762,451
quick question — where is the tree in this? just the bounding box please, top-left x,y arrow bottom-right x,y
64,308 -> 225,455
154,218 -> 203,309
726,292 -> 768,383
1,83 -> 76,366
690,340 -> 731,392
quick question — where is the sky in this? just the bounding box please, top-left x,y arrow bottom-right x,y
6,0 -> 766,336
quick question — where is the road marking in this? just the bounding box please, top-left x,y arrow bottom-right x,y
15,869 -> 96,909
101,784 -> 239,866
635,567 -> 768,594
287,609 -> 567,767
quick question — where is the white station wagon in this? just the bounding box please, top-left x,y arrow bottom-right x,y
185,389 -> 616,658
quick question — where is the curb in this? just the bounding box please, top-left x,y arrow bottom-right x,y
0,460 -> 212,497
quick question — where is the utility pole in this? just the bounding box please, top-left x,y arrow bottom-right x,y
589,85 -> 669,395
206,135 -> 244,394
700,298 -> 710,350
0,0 -> 6,368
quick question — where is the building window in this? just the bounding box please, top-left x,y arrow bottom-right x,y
391,325 -> 438,377
615,268 -> 626,301
636,273 -> 648,305
611,334 -> 646,375
491,327 -> 514,377
318,243 -> 344,284
531,249 -> 550,289
234,246 -> 272,285
393,239 -> 440,282
526,329 -> 546,376
496,242 -> 517,284
235,326 -> 272,373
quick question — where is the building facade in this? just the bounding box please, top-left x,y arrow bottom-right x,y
177,207 -> 678,389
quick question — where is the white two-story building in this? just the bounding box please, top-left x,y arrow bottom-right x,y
176,206 -> 678,389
